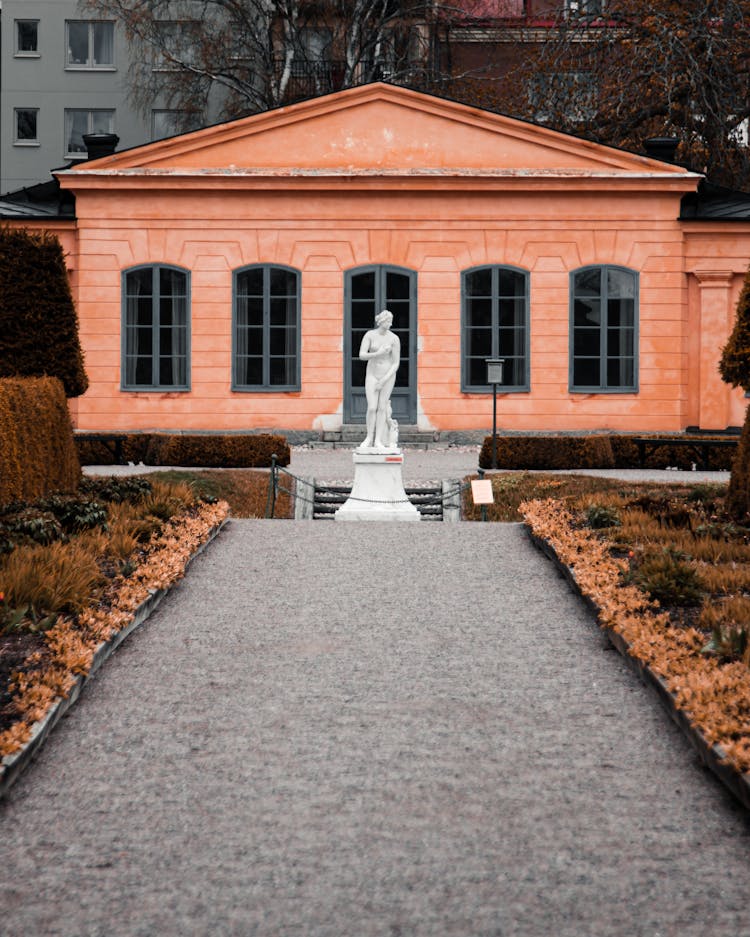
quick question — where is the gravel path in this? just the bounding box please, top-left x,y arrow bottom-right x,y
2,519 -> 749,936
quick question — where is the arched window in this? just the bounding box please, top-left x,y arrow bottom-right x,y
461,265 -> 530,391
233,265 -> 300,391
122,264 -> 189,390
570,265 -> 638,392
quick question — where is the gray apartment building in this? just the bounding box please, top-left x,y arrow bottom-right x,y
0,0 -> 155,193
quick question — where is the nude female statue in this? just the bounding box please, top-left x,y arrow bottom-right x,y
358,309 -> 400,450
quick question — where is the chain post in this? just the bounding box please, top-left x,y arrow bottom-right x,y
265,454 -> 278,518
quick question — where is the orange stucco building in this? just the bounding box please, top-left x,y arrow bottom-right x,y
8,83 -> 750,437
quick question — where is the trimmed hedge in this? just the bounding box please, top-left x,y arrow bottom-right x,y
0,227 -> 88,398
479,434 -> 737,471
0,377 -> 80,505
479,435 -> 614,470
75,432 -> 290,468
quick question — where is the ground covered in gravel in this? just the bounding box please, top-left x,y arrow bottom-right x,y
1,519 -> 749,937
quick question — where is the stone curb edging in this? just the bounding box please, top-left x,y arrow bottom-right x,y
0,517 -> 229,800
526,527 -> 750,813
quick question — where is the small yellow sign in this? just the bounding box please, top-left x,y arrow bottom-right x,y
471,479 -> 494,505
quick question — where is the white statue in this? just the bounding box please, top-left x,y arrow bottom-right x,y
358,309 -> 400,451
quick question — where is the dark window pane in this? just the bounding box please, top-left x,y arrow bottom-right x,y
17,22 -> 39,52
130,357 -> 152,386
498,327 -> 525,357
160,267 -> 186,298
574,268 -> 601,295
67,21 -> 89,64
498,269 -> 525,298
126,297 -> 152,327
573,358 -> 600,387
607,268 -> 635,299
270,267 -> 296,296
351,359 -> 366,388
237,268 -> 263,296
607,358 -> 635,387
352,301 -> 376,330
126,268 -> 153,298
387,300 -> 409,329
574,328 -> 600,356
133,327 -> 152,356
159,355 -> 186,386
574,298 -> 600,326
466,268 -> 492,296
269,327 -> 295,355
270,296 -> 297,327
467,297 -> 492,327
238,357 -> 263,386
352,272 -> 375,300
607,327 -> 634,357
16,110 -> 37,140
386,272 -> 410,302
239,298 -> 263,328
269,357 -> 295,385
468,328 -> 493,356
504,357 -> 525,386
608,298 -> 634,329
468,358 -> 487,386
498,297 -> 524,328
396,361 -> 409,387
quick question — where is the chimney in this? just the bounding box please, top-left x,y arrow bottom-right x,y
643,136 -> 679,163
83,132 -> 120,160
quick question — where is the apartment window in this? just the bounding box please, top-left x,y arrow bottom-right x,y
66,21 -> 114,68
15,20 -> 39,55
123,266 -> 190,390
566,0 -> 605,14
65,109 -> 115,157
151,109 -> 197,141
152,21 -> 199,70
14,109 -> 39,145
462,266 -> 530,391
570,266 -> 638,392
233,266 -> 300,391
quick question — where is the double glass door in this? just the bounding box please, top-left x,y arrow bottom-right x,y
344,266 -> 417,424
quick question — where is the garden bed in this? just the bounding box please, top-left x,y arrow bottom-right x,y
519,489 -> 750,810
0,475 -> 230,796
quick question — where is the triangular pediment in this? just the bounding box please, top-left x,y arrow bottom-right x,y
67,83 -> 692,177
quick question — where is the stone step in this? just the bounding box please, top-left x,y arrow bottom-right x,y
321,426 -> 440,448
313,483 -> 443,520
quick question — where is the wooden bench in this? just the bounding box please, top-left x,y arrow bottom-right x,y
631,436 -> 737,470
75,432 -> 128,464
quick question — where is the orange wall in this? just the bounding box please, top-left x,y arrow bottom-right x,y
24,187 -> 750,434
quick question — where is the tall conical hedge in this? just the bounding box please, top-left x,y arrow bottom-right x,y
0,227 -> 88,397
719,264 -> 750,518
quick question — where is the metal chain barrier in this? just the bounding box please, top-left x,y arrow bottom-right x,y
264,454 -> 472,518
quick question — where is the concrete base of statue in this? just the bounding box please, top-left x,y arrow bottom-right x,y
335,450 -> 421,522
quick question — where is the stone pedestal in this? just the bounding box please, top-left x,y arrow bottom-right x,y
335,450 -> 421,522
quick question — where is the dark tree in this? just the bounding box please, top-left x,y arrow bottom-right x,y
720,264 -> 750,517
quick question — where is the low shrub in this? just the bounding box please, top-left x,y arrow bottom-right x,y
585,503 -> 622,529
75,432 -> 289,468
627,548 -> 705,607
39,493 -> 108,533
478,435 -> 614,470
78,475 -> 152,504
0,539 -> 104,627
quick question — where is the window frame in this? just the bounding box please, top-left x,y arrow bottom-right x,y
65,20 -> 115,69
64,108 -> 115,158
461,264 -> 531,393
14,108 -> 40,145
569,264 -> 639,394
121,264 -> 191,392
232,264 -> 301,393
15,20 -> 40,56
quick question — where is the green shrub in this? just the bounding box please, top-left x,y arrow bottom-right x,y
629,549 -> 705,607
0,227 -> 88,397
39,493 -> 108,533
78,475 -> 153,504
585,503 -> 621,529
